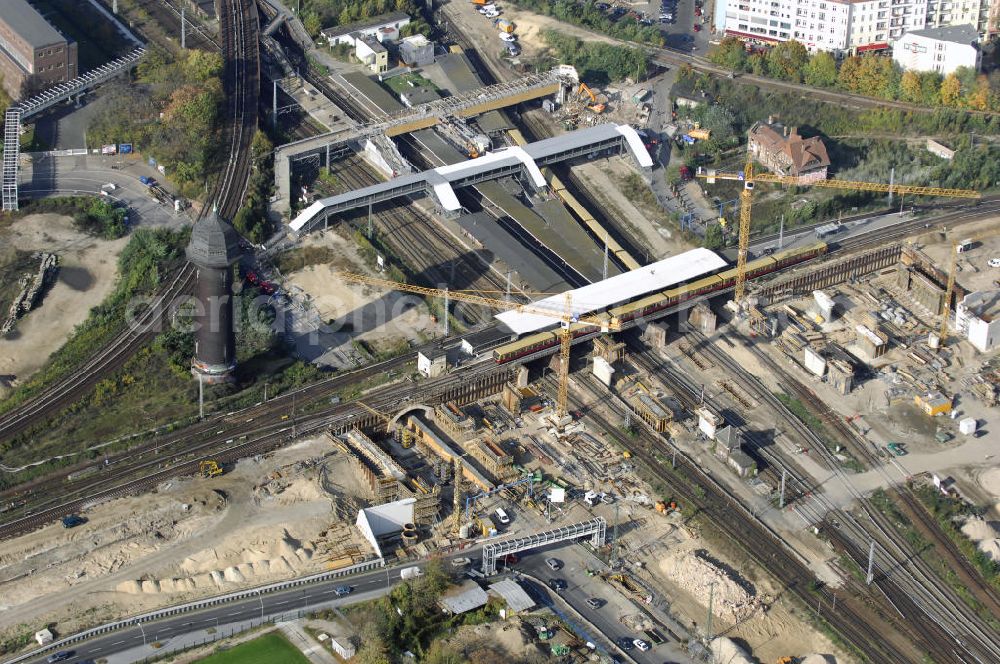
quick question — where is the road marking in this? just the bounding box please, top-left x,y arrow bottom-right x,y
275,599 -> 289,605
111,640 -> 126,646
228,611 -> 242,616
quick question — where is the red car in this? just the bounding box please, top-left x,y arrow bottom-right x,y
694,7 -> 702,15
693,23 -> 702,31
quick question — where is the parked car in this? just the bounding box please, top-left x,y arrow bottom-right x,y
548,578 -> 567,591
545,557 -> 562,571
495,507 -> 510,525
887,442 -> 907,457
47,653 -> 74,664
617,637 -> 634,650
498,31 -> 516,42
633,638 -> 650,652
450,557 -> 472,568
585,597 -> 602,609
62,514 -> 86,528
138,175 -> 155,186
693,23 -> 702,31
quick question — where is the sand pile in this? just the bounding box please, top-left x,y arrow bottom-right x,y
710,637 -> 753,664
116,530 -> 316,595
961,518 -> 1000,561
659,550 -> 757,623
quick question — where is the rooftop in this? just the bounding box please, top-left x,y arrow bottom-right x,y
495,248 -> 727,335
960,290 -> 1000,322
906,24 -> 979,45
749,122 -> 830,176
440,580 -> 489,614
321,11 -> 410,39
186,209 -> 242,268
489,579 -> 535,612
0,0 -> 67,48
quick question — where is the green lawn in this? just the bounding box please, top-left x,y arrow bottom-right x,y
196,632 -> 310,664
383,72 -> 437,95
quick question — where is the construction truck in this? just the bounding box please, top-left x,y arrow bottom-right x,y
495,17 -> 515,33
199,460 -> 223,478
688,127 -> 712,140
400,566 -> 423,580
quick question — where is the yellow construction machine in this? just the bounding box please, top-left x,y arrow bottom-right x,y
199,460 -> 223,478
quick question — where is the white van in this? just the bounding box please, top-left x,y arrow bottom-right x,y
495,507 -> 510,525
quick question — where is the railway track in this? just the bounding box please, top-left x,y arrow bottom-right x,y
0,350 -> 509,540
551,371 -> 913,662
0,0 -> 260,449
654,329 -> 1000,661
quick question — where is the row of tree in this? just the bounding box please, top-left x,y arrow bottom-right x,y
710,37 -> 999,112
87,49 -> 225,196
510,0 -> 665,47
540,30 -> 649,84
301,0 -> 426,37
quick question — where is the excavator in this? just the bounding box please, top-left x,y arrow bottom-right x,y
199,460 -> 223,478
577,83 -> 605,114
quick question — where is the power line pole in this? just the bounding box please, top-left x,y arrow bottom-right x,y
705,581 -> 716,644
779,468 -> 787,508
866,539 -> 876,585
443,287 -> 450,336
887,167 -> 895,206
180,6 -> 186,49
609,509 -> 617,562
602,234 -> 609,280
504,271 -> 512,303
777,214 -> 784,250
272,80 -> 278,128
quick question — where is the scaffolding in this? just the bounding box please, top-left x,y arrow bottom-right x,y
482,517 -> 607,575
2,109 -> 19,211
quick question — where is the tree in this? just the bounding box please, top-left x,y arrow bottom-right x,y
899,70 -> 921,103
703,222 -> 724,249
803,51 -> 838,88
854,55 -> 897,99
747,52 -> 767,76
940,72 -> 961,106
766,40 -> 808,82
709,37 -> 747,72
302,11 -> 322,37
966,75 -> 991,111
837,56 -> 863,92
424,642 -> 464,664
181,50 -> 223,82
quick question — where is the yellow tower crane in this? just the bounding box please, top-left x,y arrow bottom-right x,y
699,161 -> 980,308
338,272 -> 620,419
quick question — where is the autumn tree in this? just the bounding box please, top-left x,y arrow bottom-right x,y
766,39 -> 808,82
837,55 -> 863,92
940,72 -> 961,106
803,51 -> 837,88
709,37 -> 747,71
899,70 -> 921,102
966,75 -> 991,110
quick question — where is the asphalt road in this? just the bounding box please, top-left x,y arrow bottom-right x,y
22,565 -> 408,664
514,547 -> 692,664
18,153 -> 189,230
21,538 -> 696,664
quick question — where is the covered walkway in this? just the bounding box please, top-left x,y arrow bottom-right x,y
289,124 -> 653,233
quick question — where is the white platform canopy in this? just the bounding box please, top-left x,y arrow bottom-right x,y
495,248 -> 727,335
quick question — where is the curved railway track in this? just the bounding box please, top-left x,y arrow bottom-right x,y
0,0 -> 260,448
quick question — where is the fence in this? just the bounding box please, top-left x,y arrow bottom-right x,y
2,557 -> 385,664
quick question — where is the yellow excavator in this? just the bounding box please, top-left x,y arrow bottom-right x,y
199,460 -> 223,478
578,83 -> 605,114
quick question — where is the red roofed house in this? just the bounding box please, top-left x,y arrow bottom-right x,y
747,121 -> 830,184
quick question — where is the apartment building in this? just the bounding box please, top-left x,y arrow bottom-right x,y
716,0 -> 986,52
893,24 -> 981,73
0,0 -> 78,98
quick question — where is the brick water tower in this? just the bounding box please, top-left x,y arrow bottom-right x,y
186,207 -> 242,383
